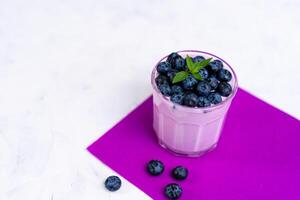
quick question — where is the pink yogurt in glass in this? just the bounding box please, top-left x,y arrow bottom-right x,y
151,50 -> 238,157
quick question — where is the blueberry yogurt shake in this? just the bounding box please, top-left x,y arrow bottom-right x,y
151,50 -> 238,157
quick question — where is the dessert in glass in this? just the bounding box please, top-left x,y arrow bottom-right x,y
151,50 -> 238,157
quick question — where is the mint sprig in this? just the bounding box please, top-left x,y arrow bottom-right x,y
172,55 -> 212,84
192,58 -> 212,74
172,71 -> 189,83
185,55 -> 194,72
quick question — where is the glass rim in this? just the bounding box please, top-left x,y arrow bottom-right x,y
151,50 -> 238,112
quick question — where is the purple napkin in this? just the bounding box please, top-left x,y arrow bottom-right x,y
88,89 -> 300,200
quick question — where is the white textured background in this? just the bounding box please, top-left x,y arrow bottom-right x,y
0,0 -> 299,199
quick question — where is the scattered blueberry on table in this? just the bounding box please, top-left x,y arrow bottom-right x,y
172,166 -> 188,180
145,160 -> 188,199
164,183 -> 183,200
104,176 -> 122,192
155,52 -> 233,108
147,160 -> 165,176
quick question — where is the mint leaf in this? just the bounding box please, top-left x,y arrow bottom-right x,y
192,58 -> 213,73
172,71 -> 189,84
192,72 -> 203,81
185,55 -> 194,72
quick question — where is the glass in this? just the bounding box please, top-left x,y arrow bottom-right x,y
151,50 -> 238,157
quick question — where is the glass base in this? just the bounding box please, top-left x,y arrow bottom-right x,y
158,139 -> 217,157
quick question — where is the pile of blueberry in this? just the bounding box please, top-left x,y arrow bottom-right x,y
155,52 -> 233,108
104,160 -> 188,199
147,160 -> 188,199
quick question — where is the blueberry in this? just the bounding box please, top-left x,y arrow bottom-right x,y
207,75 -> 219,90
172,166 -> 188,180
197,96 -> 211,107
207,93 -> 222,104
173,57 -> 186,71
104,176 -> 122,192
217,82 -> 232,97
158,83 -> 172,97
196,81 -> 211,96
171,94 -> 184,105
192,55 -> 205,63
157,61 -> 171,74
147,160 -> 164,176
182,74 -> 198,90
217,68 -> 232,82
155,75 -> 168,86
207,60 -> 223,73
167,52 -> 180,64
198,68 -> 209,79
164,183 -> 182,200
171,85 -> 184,95
183,93 -> 198,107
166,70 -> 177,82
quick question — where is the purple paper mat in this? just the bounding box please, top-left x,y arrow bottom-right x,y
88,89 -> 300,200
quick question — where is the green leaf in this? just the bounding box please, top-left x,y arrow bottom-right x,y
192,58 -> 213,73
185,55 -> 194,72
192,72 -> 203,81
172,71 -> 189,84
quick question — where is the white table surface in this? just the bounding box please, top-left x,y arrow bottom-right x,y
1,0 -> 299,199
